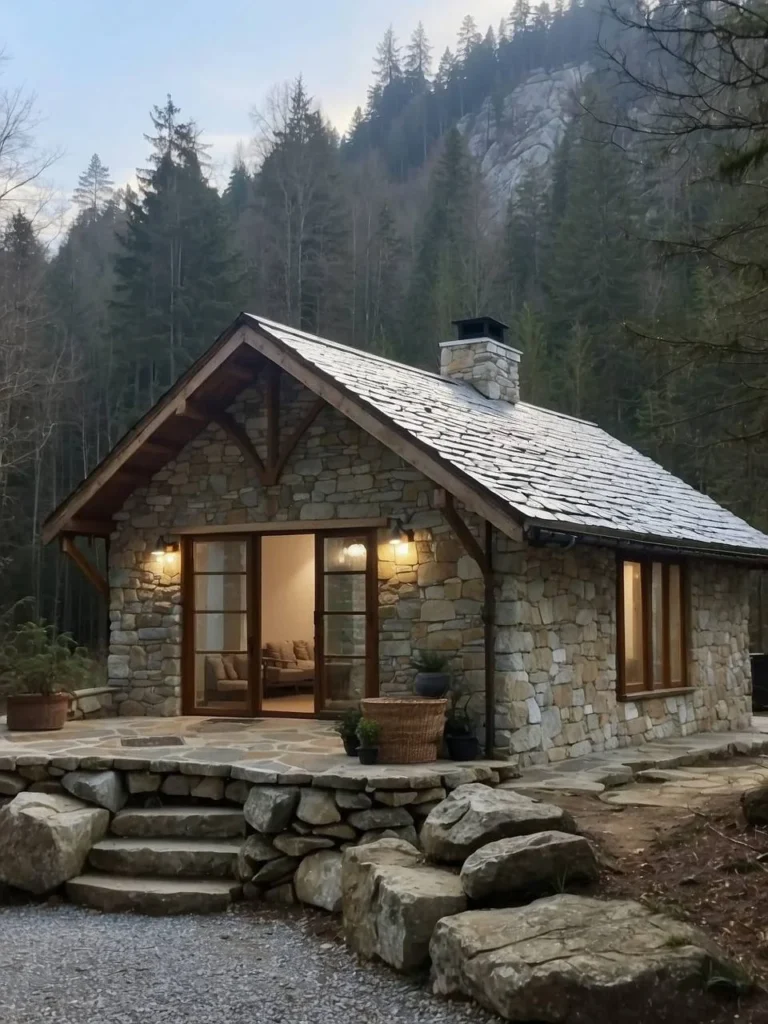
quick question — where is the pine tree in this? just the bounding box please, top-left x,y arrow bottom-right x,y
510,0 -> 531,34
457,15 -> 482,63
112,95 -> 240,412
404,22 -> 432,83
374,27 -> 402,87
72,154 -> 114,215
405,127 -> 475,365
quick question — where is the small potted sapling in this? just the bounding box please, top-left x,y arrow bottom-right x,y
356,717 -> 381,765
411,650 -> 451,698
334,706 -> 362,757
444,692 -> 480,761
1,621 -> 94,731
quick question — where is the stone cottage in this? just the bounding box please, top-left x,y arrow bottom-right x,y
43,314 -> 768,765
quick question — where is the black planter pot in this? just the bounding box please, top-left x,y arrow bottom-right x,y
414,672 -> 451,698
446,734 -> 480,761
358,746 -> 379,765
342,736 -> 359,757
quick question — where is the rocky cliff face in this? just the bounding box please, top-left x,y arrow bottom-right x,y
459,63 -> 591,214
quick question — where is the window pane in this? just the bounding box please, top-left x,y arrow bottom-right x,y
195,652 -> 249,708
194,612 -> 247,652
324,658 -> 366,710
622,562 -> 645,690
324,614 -> 366,657
669,564 -> 683,684
324,536 -> 367,572
193,540 -> 246,573
324,574 -> 365,613
651,562 -> 664,687
194,574 -> 246,611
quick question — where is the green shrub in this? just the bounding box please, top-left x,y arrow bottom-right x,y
411,650 -> 450,673
0,621 -> 94,696
356,717 -> 381,747
334,706 -> 362,741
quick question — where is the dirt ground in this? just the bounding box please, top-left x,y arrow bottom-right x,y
536,766 -> 768,1024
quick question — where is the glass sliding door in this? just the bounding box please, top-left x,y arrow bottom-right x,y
184,537 -> 255,714
316,531 -> 377,712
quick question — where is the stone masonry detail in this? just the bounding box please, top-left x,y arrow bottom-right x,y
107,371 -> 753,764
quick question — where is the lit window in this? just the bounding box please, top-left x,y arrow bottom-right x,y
619,559 -> 687,694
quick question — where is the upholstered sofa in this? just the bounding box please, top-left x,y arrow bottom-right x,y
203,641 -> 315,703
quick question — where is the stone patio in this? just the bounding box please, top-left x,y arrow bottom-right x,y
1,713 -> 768,787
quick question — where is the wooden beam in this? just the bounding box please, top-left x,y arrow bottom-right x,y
264,397 -> 325,486
265,362 -> 281,475
61,537 -> 109,600
42,326 -> 251,544
209,409 -> 267,481
172,518 -> 387,536
140,440 -> 179,458
443,492 -> 488,574
67,518 -> 114,537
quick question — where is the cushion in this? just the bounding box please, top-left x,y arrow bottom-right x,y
222,655 -> 239,681
294,640 -> 315,661
265,641 -> 296,665
233,653 -> 249,679
296,659 -> 315,672
206,654 -> 228,681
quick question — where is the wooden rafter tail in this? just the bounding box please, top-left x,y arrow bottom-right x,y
61,536 -> 109,600
265,396 -> 325,486
444,492 -> 488,574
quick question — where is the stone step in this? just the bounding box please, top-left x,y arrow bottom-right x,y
110,807 -> 245,839
66,874 -> 241,915
89,838 -> 241,878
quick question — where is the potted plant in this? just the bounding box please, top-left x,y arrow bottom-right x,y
356,717 -> 381,765
444,692 -> 480,761
334,706 -> 362,756
411,650 -> 451,698
1,621 -> 93,732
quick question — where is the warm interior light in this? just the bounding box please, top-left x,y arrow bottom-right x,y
344,542 -> 367,560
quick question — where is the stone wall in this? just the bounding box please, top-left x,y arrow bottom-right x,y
107,374 -> 490,720
105,369 -> 753,764
491,535 -> 752,766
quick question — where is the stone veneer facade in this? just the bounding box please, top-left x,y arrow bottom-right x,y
106,373 -> 752,765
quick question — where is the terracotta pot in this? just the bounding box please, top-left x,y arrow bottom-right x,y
6,692 -> 70,731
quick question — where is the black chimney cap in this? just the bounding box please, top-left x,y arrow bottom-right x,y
452,316 -> 509,344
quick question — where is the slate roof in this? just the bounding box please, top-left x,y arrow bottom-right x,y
246,314 -> 768,559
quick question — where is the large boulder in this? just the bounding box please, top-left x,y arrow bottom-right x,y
0,792 -> 109,894
461,831 -> 598,903
243,786 -> 299,833
421,784 -> 576,864
430,895 -> 741,1023
62,770 -> 126,813
295,850 -> 343,912
343,838 -> 467,972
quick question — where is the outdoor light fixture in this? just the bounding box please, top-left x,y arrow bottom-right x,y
151,537 -> 179,561
387,519 -> 415,557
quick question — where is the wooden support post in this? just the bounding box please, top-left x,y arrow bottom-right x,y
444,492 -> 496,758
264,397 -> 325,486
61,537 -> 109,600
209,409 -> 267,482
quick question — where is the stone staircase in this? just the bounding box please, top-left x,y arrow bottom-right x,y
66,806 -> 245,915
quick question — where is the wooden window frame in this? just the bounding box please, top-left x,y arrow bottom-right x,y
617,554 -> 691,700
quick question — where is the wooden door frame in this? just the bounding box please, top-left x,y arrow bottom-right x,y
181,526 -> 380,718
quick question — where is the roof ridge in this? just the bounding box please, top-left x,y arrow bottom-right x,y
245,313 -> 459,386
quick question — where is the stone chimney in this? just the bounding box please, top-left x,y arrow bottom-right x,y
439,316 -> 521,404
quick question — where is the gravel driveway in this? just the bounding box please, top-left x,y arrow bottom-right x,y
0,905 -> 499,1024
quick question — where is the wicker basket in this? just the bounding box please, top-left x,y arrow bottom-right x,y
361,697 -> 447,764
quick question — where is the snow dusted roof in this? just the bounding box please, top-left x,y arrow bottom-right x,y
247,314 -> 768,560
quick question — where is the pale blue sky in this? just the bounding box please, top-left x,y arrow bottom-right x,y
4,0 -> 510,204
